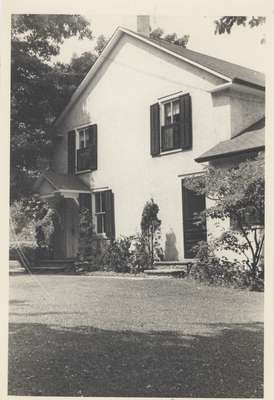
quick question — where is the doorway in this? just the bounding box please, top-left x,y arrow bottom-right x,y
182,181 -> 207,258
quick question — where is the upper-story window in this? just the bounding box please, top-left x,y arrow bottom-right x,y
150,93 -> 192,156
161,99 -> 181,152
67,124 -> 97,175
79,127 -> 91,150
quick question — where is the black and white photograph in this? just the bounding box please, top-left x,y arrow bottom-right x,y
1,1 -> 273,398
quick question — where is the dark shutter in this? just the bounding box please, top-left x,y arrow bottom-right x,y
150,103 -> 160,156
179,94 -> 192,150
105,190 -> 115,240
88,124 -> 97,170
182,179 -> 206,258
67,130 -> 76,175
79,193 -> 92,212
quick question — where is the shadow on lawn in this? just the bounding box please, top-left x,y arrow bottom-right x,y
8,321 -> 263,398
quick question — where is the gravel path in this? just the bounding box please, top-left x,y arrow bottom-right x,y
9,271 -> 264,397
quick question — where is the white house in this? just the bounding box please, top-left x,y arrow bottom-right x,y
34,16 -> 265,262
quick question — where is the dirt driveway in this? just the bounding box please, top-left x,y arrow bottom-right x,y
8,272 -> 263,397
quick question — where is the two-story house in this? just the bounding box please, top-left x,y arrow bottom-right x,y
34,16 -> 265,263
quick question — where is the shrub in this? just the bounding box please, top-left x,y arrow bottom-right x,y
184,154 -> 264,283
140,198 -> 162,265
10,196 -> 58,261
190,240 -> 262,289
101,236 -> 134,273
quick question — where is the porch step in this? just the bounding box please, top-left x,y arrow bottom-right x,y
32,259 -> 75,273
144,259 -> 197,277
144,268 -> 186,277
153,259 -> 196,268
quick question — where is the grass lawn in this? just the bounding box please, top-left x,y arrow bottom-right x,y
8,271 -> 263,397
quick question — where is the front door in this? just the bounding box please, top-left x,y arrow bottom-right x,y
52,198 -> 79,259
182,181 -> 207,258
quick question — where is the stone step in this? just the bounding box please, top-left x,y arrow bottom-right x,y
144,268 -> 186,277
32,259 -> 75,273
154,259 -> 196,267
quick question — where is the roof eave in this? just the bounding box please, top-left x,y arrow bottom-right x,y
52,26 -> 264,130
195,145 -> 265,163
53,27 -> 234,130
53,27 -> 124,129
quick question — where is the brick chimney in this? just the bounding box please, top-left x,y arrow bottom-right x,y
137,15 -> 150,37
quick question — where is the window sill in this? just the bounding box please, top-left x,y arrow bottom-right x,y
160,148 -> 182,155
92,233 -> 109,240
75,169 -> 92,175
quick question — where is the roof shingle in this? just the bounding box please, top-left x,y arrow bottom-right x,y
36,170 -> 90,192
132,31 -> 265,88
195,118 -> 265,162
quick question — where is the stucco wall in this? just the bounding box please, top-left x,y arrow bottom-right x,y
230,91 -> 265,137
51,33 -> 262,259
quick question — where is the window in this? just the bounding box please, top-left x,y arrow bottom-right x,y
95,191 -> 107,234
150,93 -> 192,156
79,128 -> 90,150
76,124 -> 97,172
67,125 -> 98,175
161,99 -> 181,152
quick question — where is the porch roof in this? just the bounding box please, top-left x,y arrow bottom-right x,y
34,170 -> 90,195
195,118 -> 265,163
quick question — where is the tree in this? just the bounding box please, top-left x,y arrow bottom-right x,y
150,27 -> 189,48
10,15 -> 93,201
214,17 -> 266,43
95,34 -> 108,55
184,153 -> 264,281
141,199 -> 162,265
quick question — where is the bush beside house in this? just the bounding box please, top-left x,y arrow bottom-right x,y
184,153 -> 264,290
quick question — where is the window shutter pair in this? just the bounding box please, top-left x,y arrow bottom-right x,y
150,93 -> 192,156
78,191 -> 115,240
67,125 -> 98,174
105,190 -> 115,241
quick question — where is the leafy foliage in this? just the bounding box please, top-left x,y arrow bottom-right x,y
141,199 -> 162,265
10,196 -> 59,268
214,17 -> 266,43
215,17 -> 266,35
11,15 -> 93,200
184,154 -> 264,286
190,240 -> 263,289
101,236 -> 134,273
100,234 -> 153,274
150,27 -> 189,47
94,34 -> 108,55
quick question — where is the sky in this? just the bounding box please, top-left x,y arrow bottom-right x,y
55,15 -> 267,72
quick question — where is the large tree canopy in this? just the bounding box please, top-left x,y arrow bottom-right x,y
10,14 -> 93,201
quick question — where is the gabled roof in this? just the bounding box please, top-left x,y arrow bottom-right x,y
53,27 -> 265,128
130,30 -> 265,89
34,170 -> 90,193
195,118 -> 265,163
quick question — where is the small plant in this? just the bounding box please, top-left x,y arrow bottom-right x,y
141,198 -> 162,266
101,236 -> 134,273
